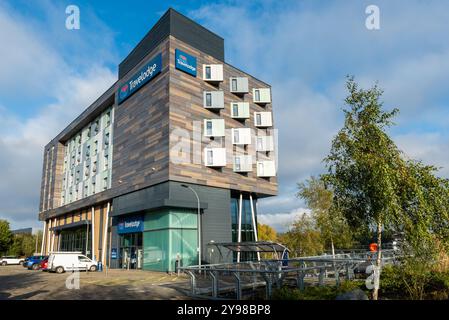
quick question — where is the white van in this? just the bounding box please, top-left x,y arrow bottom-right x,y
47,252 -> 97,273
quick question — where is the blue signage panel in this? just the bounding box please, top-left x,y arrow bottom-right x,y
111,248 -> 117,259
117,215 -> 144,234
175,49 -> 197,77
118,53 -> 162,105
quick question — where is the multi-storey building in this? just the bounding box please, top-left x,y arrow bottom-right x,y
38,8 -> 277,272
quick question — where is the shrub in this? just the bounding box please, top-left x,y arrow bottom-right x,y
272,281 -> 366,300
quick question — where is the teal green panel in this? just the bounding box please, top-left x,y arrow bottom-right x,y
169,209 -> 197,229
143,230 -> 169,272
169,229 -> 198,271
144,209 -> 170,231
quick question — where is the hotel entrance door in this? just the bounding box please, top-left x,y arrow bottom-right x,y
119,233 -> 143,270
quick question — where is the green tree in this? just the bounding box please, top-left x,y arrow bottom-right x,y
323,77 -> 405,299
323,77 -> 449,299
279,214 -> 324,257
0,220 -> 13,255
297,176 -> 353,256
257,223 -> 277,242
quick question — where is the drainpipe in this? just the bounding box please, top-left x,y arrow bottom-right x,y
91,206 -> 95,260
50,218 -> 56,252
46,219 -> 52,254
101,202 -> 110,264
41,221 -> 47,255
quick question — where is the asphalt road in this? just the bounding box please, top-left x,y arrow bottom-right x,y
0,265 -> 191,300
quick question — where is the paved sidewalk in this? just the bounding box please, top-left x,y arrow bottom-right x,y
0,265 -> 191,300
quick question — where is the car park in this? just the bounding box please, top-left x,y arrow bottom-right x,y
40,258 -> 49,271
0,256 -> 25,266
47,252 -> 97,273
23,255 -> 48,270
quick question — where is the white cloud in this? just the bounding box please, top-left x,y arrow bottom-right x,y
192,0 -> 449,228
0,3 -> 116,230
258,208 -> 310,233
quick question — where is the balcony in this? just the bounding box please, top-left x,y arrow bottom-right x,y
253,88 -> 271,104
233,155 -> 252,172
257,161 -> 276,177
230,77 -> 249,94
256,136 -> 274,152
203,64 -> 223,82
203,91 -> 224,109
203,119 -> 225,137
230,102 -> 250,119
231,128 -> 251,145
254,112 -> 273,127
204,148 -> 226,167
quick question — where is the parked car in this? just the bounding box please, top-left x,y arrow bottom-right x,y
23,255 -> 48,270
40,258 -> 49,271
47,252 -> 97,273
0,256 -> 25,266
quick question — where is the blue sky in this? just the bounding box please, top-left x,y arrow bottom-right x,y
1,0 -> 449,232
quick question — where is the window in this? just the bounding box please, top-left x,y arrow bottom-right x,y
104,133 -> 110,146
93,161 -> 97,173
231,78 -> 237,92
233,130 -> 239,144
235,157 -> 241,171
206,121 -> 213,136
207,150 -> 213,165
104,154 -> 109,170
258,162 -> 264,175
257,137 -> 263,151
255,89 -> 260,102
205,93 -> 212,107
232,104 -> 239,117
103,176 -> 108,190
94,141 -> 98,155
94,120 -> 100,134
86,145 -> 90,158
256,113 -> 262,126
87,127 -> 91,139
205,66 -> 211,79
106,111 -> 111,126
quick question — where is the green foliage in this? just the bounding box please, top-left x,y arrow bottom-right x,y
380,264 -> 449,300
297,176 -> 353,251
257,223 -> 277,242
0,220 -> 13,255
278,214 -> 324,257
272,281 -> 366,300
7,233 -> 40,257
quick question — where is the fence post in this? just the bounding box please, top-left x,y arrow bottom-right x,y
319,267 -> 325,286
210,271 -> 218,298
232,272 -> 241,300
186,271 -> 196,296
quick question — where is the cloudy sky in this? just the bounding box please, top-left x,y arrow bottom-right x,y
1,0 -> 448,232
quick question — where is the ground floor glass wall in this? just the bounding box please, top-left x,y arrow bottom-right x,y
143,209 -> 198,272
230,196 -> 257,261
119,233 -> 143,269
59,226 -> 92,257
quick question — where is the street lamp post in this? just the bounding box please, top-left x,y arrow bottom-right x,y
181,184 -> 201,268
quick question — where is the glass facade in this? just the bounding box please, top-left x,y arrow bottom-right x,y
59,226 -> 91,257
119,233 -> 143,269
143,209 -> 198,272
230,196 -> 257,261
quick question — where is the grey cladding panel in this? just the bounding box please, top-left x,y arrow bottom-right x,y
118,8 -> 224,79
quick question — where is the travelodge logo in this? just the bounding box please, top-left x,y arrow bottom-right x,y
175,49 -> 197,77
117,53 -> 162,105
117,215 -> 144,234
119,83 -> 129,99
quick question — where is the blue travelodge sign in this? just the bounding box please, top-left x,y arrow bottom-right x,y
117,215 -> 144,234
175,49 -> 197,77
117,53 -> 162,105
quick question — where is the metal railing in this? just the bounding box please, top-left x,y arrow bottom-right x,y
178,249 -> 400,300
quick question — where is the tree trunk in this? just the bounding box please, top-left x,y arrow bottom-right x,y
331,237 -> 335,259
372,218 -> 382,300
